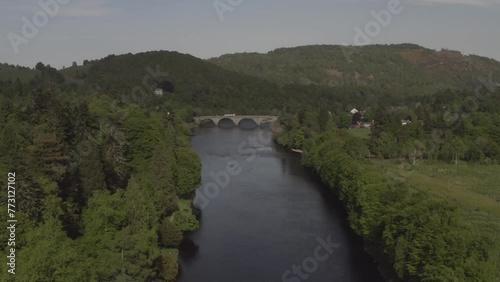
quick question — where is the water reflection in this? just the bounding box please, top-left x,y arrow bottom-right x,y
179,238 -> 199,261
178,127 -> 383,282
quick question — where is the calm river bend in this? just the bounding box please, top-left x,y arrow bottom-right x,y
178,125 -> 383,282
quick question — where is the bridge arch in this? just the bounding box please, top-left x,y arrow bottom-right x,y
238,118 -> 258,128
198,118 -> 216,127
217,118 -> 236,127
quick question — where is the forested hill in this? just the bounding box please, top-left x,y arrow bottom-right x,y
3,49 -> 459,117
60,51 -> 286,115
1,45 -> 500,281
0,63 -> 38,83
0,56 -> 203,280
209,44 -> 500,94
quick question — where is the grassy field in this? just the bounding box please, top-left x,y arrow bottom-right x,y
412,163 -> 500,202
374,160 -> 500,215
374,159 -> 500,263
347,128 -> 371,139
409,163 -> 500,246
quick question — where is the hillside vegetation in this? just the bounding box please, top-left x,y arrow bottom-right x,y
69,51 -> 287,115
209,44 -> 500,95
0,63 -> 38,84
59,51 -> 407,118
300,131 -> 500,281
274,84 -> 500,281
1,45 -> 499,281
0,59 -> 201,281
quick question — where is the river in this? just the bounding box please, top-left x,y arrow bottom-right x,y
178,124 -> 383,282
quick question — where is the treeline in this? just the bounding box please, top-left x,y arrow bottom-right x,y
210,44 -> 500,93
1,48 -> 498,280
273,85 -> 500,280
276,87 -> 500,165
299,130 -> 499,281
60,51 -> 412,117
79,51 -> 286,115
368,88 -> 500,164
0,72 -> 201,280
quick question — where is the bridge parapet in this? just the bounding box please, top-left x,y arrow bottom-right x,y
193,115 -> 279,127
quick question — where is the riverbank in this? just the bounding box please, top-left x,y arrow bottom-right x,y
177,127 -> 383,281
274,129 -> 500,281
275,138 -> 394,281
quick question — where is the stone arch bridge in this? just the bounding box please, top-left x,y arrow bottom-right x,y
193,115 -> 279,127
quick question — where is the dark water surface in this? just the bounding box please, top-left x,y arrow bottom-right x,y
178,126 -> 383,282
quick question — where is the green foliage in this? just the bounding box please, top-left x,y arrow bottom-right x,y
2,43 -> 499,281
30,132 -> 69,182
368,90 -> 500,164
160,217 -> 183,248
278,91 -> 500,280
0,69 -> 200,280
79,190 -> 126,280
123,108 -> 164,170
117,226 -> 161,280
78,139 -> 106,202
0,63 -> 38,83
83,51 -> 286,115
289,128 -> 305,148
175,147 -> 201,197
124,176 -> 160,230
317,107 -> 331,132
149,143 -> 179,216
337,112 -> 351,129
16,217 -> 85,282
210,44 -> 500,93
160,250 -> 179,282
342,136 -> 369,160
173,201 -> 200,232
294,129 -> 500,281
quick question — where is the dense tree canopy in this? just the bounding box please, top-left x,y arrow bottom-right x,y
1,46 -> 499,281
274,87 -> 500,280
0,65 -> 201,281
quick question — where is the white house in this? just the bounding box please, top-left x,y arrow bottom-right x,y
154,88 -> 164,96
350,108 -> 359,115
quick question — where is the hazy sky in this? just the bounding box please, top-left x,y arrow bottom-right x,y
1,0 -> 499,68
